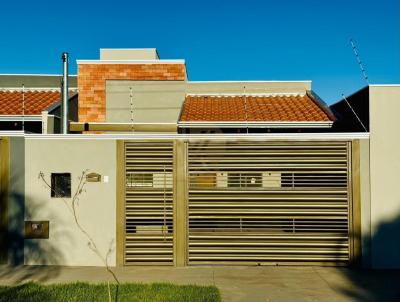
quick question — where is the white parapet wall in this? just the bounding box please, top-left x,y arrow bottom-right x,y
24,138 -> 117,266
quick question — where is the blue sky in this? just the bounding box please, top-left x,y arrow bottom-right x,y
0,0 -> 398,104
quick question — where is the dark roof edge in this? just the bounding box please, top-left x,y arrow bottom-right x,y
307,90 -> 337,122
177,97 -> 187,123
45,93 -> 78,113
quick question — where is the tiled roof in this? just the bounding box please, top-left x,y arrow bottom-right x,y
179,94 -> 332,123
0,90 -> 62,115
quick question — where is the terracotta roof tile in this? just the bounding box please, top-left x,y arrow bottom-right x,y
180,94 -> 332,122
0,90 -> 61,115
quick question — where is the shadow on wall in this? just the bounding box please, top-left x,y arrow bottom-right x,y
0,174 -> 71,284
337,214 -> 400,302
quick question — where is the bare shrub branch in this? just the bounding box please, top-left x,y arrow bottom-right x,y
38,170 -> 120,286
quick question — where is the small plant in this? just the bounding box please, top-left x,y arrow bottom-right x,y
39,170 -> 119,301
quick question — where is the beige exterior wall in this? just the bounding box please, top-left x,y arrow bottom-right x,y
186,81 -> 311,95
369,85 -> 400,268
24,139 -> 117,266
105,81 -> 312,124
7,133 -> 369,267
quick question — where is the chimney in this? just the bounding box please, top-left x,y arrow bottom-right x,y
61,52 -> 69,134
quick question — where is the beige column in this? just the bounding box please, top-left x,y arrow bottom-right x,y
116,140 -> 125,266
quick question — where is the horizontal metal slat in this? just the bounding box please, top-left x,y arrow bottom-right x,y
188,256 -> 349,262
189,248 -> 349,254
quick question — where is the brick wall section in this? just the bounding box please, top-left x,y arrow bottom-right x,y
77,63 -> 186,122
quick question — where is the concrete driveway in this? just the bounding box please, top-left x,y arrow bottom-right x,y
0,265 -> 399,302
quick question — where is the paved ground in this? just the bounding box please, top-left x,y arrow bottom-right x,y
0,265 -> 400,302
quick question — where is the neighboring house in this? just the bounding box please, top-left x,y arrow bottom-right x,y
330,86 -> 369,132
0,74 -> 77,133
0,49 -> 399,271
69,49 -> 335,133
178,92 -> 334,133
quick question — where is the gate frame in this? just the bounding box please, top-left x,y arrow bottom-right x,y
350,139 -> 362,265
116,137 -> 363,267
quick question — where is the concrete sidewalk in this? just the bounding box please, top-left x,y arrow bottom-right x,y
0,265 -> 400,302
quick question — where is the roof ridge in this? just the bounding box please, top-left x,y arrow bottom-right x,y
186,93 -> 306,97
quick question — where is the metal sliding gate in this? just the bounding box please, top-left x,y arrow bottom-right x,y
124,142 -> 174,265
187,141 -> 351,265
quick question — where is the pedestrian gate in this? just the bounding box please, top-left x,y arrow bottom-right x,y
124,142 -> 174,265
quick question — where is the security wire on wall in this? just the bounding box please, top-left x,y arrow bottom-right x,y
129,87 -> 134,133
350,38 -> 369,85
243,85 -> 249,134
340,38 -> 369,132
22,84 -> 25,132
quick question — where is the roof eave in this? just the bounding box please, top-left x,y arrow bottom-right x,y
0,115 -> 45,122
178,121 -> 333,129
